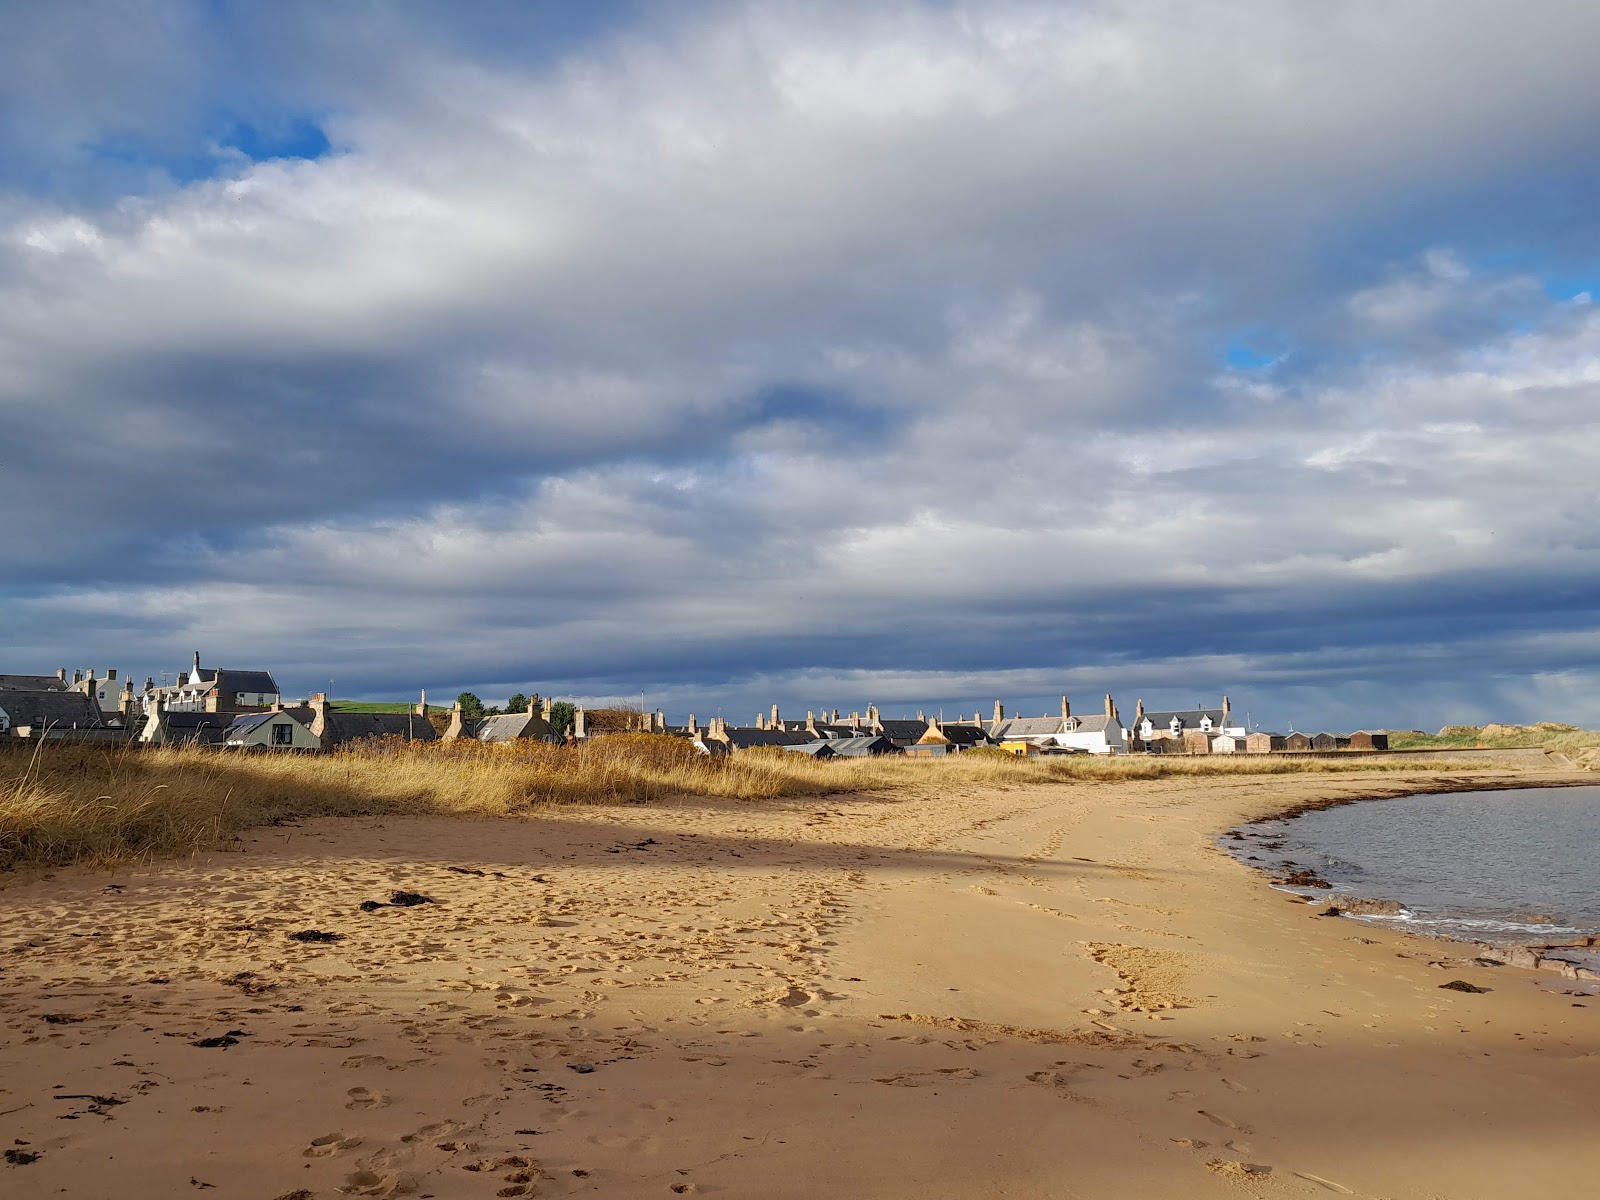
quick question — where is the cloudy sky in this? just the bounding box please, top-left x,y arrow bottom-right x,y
5,1 -> 1600,731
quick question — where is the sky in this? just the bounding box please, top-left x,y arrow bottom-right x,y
4,0 -> 1600,732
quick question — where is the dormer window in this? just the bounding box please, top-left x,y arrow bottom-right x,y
1201,717 -> 1213,732
1169,717 -> 1181,734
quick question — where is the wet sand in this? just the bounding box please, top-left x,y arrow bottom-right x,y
2,768 -> 1597,1198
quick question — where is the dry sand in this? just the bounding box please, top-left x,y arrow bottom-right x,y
2,768 -> 1597,1199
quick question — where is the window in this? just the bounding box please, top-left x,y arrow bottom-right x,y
1201,717 -> 1213,732
272,722 -> 294,746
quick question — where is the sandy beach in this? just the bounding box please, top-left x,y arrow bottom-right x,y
3,767 -> 1597,1199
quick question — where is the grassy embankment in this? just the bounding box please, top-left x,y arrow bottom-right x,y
1387,722 -> 1600,764
1,735 -> 1501,872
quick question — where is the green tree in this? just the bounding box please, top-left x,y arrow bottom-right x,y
548,700 -> 576,735
506,692 -> 528,714
457,692 -> 486,720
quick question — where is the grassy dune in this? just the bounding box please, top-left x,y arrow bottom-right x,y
1,735 -> 1489,871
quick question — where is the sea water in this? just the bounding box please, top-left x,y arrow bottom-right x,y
1229,786 -> 1600,946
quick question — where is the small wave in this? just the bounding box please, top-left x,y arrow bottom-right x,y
1359,912 -> 1584,937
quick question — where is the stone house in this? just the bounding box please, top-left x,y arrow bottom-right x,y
221,707 -> 322,750
0,688 -> 106,737
144,652 -> 280,713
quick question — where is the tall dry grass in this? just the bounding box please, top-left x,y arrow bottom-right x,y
1,734 -> 1483,871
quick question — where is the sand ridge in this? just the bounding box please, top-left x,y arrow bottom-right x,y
1,771 -> 1596,1197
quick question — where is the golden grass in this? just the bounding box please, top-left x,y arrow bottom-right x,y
0,734 -> 1494,871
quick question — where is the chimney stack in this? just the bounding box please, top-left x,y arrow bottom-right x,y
1104,693 -> 1115,720
770,703 -> 781,730
416,689 -> 430,718
73,670 -> 83,685
444,699 -> 465,740
1222,695 -> 1232,728
688,713 -> 698,736
574,706 -> 586,738
107,668 -> 117,681
1061,696 -> 1071,720
56,667 -> 67,681
992,700 -> 1004,728
655,709 -> 666,732
541,696 -> 553,722
308,692 -> 329,743
120,678 -> 135,719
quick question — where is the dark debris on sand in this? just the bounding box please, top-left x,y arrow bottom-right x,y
1440,980 -> 1493,993
4,1149 -> 41,1165
192,1030 -> 249,1048
287,929 -> 343,943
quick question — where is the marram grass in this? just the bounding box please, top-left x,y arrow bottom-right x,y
1,734 -> 1485,871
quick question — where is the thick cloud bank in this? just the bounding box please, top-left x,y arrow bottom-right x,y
4,1 -> 1600,730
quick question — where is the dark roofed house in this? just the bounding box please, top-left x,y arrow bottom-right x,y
443,696 -> 558,744
146,652 -> 280,713
721,728 -> 819,751
309,694 -> 438,749
140,701 -> 236,745
0,689 -> 106,736
221,708 -> 321,750
817,735 -> 899,757
0,671 -> 70,692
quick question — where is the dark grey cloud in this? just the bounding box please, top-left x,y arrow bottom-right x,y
5,1 -> 1600,730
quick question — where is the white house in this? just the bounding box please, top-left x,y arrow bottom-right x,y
989,695 -> 1127,754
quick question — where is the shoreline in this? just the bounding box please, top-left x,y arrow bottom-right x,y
1222,774 -> 1600,983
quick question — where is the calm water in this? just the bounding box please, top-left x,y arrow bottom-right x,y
1230,786 -> 1600,945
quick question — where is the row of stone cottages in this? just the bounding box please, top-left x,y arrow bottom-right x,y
0,656 -> 1387,755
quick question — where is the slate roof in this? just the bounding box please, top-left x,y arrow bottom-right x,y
938,724 -> 994,746
0,689 -> 104,730
722,728 -> 819,749
992,716 -> 1069,739
1141,708 -> 1227,730
782,741 -> 836,757
323,712 -> 438,745
221,711 -> 280,739
157,712 -> 236,744
215,669 -> 280,696
471,713 -> 556,743
874,719 -> 930,744
0,674 -> 69,692
816,735 -> 899,757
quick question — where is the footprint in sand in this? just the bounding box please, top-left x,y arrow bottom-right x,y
1197,1110 -> 1253,1134
344,1086 -> 391,1110
401,1119 -> 464,1144
304,1133 -> 362,1157
338,1167 -> 419,1197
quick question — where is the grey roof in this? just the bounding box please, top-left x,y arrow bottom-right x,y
723,728 -> 819,749
0,674 -> 69,692
875,719 -> 930,744
214,668 -> 280,696
221,711 -> 277,738
816,735 -> 899,757
937,724 -> 994,746
0,689 -> 104,730
993,716 -> 1069,739
782,741 -> 836,757
323,712 -> 438,745
158,711 -> 235,744
1141,708 -> 1227,729
470,713 -> 555,742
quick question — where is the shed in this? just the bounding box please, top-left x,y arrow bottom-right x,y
1347,731 -> 1389,750
1245,732 -> 1286,754
1282,732 -> 1314,751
